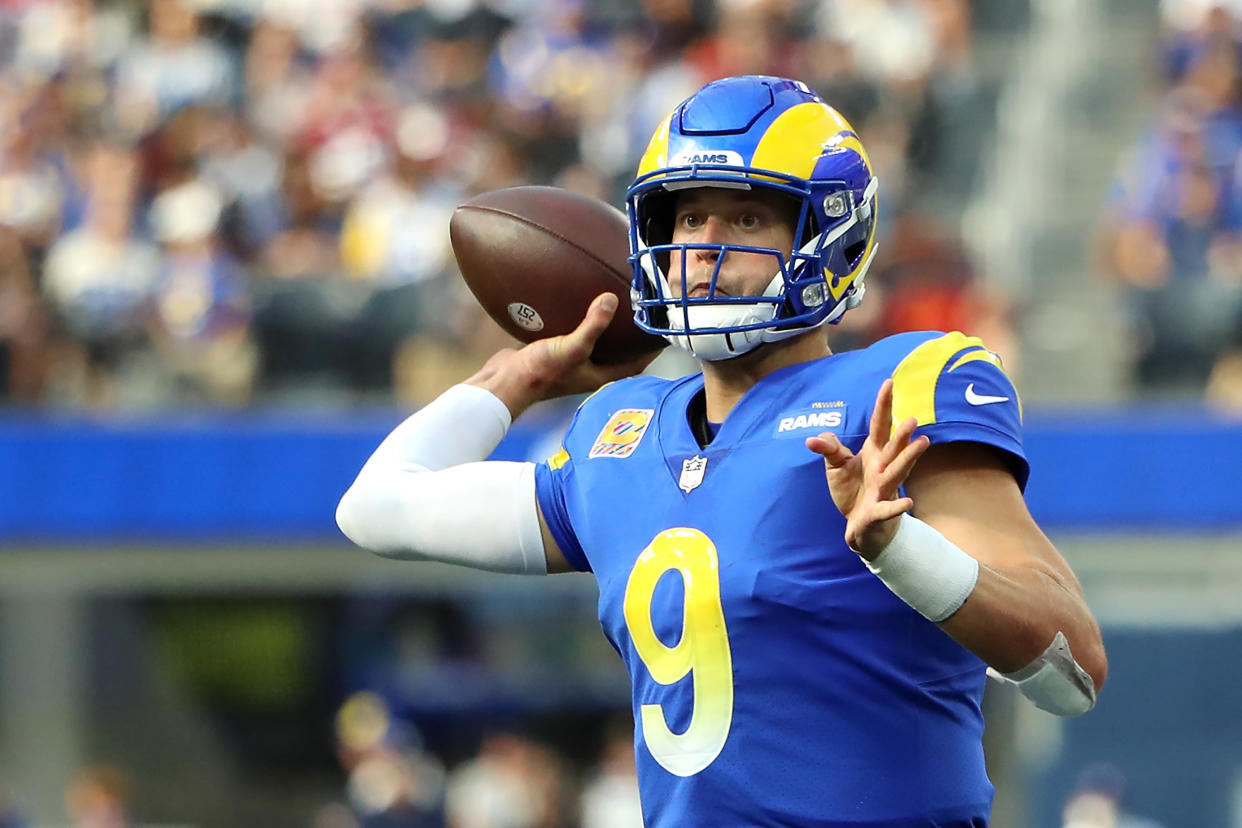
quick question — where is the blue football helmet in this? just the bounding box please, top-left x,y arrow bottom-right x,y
626,76 -> 879,360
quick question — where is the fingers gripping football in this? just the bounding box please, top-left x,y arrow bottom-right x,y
806,379 -> 930,560
542,293 -> 659,391
474,294 -> 658,415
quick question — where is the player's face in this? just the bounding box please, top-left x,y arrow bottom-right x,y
667,188 -> 798,299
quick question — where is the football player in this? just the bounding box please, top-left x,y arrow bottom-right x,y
337,75 -> 1107,827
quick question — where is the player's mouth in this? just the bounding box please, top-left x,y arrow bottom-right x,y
687,282 -> 729,298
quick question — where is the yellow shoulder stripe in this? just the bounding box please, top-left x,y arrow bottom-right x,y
948,349 -> 1001,372
890,332 -> 1001,430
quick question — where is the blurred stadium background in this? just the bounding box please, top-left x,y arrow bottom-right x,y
1,0 -> 1241,825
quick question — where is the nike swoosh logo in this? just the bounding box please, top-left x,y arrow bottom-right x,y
965,383 -> 1010,406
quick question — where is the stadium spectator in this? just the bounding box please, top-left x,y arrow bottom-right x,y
339,103 -> 462,391
9,0 -> 132,83
1060,763 -> 1166,828
1102,34 -> 1242,394
145,178 -> 257,406
325,691 -> 447,828
0,79 -> 71,261
198,109 -> 285,258
41,140 -> 159,407
295,27 -> 396,208
111,0 -> 235,138
1161,0 -> 1242,83
242,18 -> 314,148
578,722 -> 642,828
444,731 -> 565,828
250,147 -> 350,393
0,226 -> 48,403
63,764 -> 134,828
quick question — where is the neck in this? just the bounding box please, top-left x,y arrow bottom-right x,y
700,330 -> 831,422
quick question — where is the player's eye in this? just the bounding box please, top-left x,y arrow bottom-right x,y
738,214 -> 760,229
679,214 -> 702,230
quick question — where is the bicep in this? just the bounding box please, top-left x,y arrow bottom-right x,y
905,442 -> 1081,593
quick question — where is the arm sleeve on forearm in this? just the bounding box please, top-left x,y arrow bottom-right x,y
335,384 -> 548,574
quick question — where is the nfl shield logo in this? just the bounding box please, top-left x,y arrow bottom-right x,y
679,455 -> 707,493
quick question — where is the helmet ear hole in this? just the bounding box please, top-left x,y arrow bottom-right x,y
640,191 -> 676,247
840,209 -> 874,269
844,240 -> 866,267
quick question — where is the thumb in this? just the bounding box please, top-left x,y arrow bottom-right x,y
806,432 -> 854,470
564,293 -> 619,354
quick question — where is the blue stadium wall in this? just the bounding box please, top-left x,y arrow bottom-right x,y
0,403 -> 1238,541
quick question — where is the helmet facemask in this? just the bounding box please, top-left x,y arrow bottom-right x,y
628,171 -> 879,361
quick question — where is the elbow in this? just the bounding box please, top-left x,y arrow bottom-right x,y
1033,625 -> 1108,695
1081,635 -> 1109,694
1058,605 -> 1108,695
335,480 -> 391,555
1056,637 -> 1107,717
335,476 -> 420,561
1010,627 -> 1107,718
335,484 -> 367,548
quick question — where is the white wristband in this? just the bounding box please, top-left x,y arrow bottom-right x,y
864,514 -> 980,622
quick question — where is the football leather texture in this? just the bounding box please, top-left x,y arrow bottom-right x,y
449,186 -> 665,363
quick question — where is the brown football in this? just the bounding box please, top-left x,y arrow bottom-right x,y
449,186 -> 665,363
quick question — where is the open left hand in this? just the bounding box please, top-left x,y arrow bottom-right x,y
805,378 -> 930,561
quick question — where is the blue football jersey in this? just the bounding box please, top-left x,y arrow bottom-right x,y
535,331 -> 1025,827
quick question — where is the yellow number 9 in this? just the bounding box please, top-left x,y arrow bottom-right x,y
623,528 -> 734,777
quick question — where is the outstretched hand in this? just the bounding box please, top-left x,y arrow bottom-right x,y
467,293 -> 659,419
805,378 -> 930,561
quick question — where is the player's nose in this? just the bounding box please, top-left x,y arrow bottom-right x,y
701,214 -> 731,242
695,215 -> 728,259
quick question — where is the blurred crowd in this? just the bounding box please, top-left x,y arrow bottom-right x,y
1099,0 -> 1242,403
0,0 -> 1006,410
1059,763 -> 1165,828
0,692 -> 643,828
315,692 -> 642,828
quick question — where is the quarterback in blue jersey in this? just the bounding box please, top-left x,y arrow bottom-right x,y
337,76 -> 1107,827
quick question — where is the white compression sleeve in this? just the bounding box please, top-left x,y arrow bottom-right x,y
356,383 -> 512,474
336,384 -> 548,574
